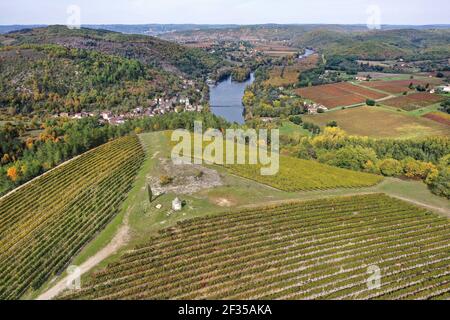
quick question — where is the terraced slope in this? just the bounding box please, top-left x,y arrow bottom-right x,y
0,135 -> 145,299
63,194 -> 450,300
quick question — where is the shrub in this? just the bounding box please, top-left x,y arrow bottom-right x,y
326,146 -> 378,171
160,175 -> 173,186
326,120 -> 338,128
378,158 -> 403,177
402,159 -> 437,180
289,115 -> 303,125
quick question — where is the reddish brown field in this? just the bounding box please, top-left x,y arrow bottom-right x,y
265,54 -> 319,87
382,93 -> 445,111
423,112 -> 450,126
295,82 -> 387,108
359,79 -> 431,94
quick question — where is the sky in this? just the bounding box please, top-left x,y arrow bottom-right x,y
0,0 -> 449,25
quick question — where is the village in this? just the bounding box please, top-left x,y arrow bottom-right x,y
53,94 -> 204,125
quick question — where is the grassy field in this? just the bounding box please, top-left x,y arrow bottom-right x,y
0,135 -> 145,299
303,106 -> 450,139
279,121 -> 312,138
61,194 -> 450,300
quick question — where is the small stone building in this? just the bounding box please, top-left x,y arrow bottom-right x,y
172,197 -> 182,211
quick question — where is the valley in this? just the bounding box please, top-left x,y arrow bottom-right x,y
0,19 -> 449,302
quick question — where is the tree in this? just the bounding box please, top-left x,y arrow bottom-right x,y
289,115 -> 303,125
147,184 -> 153,203
326,146 -> 378,171
403,159 -> 436,180
6,166 -> 18,182
378,158 -> 403,177
326,121 -> 338,128
366,99 -> 376,106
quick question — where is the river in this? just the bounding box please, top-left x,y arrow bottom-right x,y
209,73 -> 255,124
209,48 -> 314,124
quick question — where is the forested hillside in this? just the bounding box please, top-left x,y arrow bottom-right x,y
0,26 -> 225,78
0,44 -> 181,114
294,28 -> 450,60
163,25 -> 450,61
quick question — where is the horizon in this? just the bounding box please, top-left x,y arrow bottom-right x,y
1,0 -> 449,25
2,23 -> 450,27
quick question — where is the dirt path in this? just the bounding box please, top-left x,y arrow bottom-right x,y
239,191 -> 449,217
390,195 -> 450,217
37,213 -> 131,300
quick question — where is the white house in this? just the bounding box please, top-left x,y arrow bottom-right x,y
306,103 -> 328,114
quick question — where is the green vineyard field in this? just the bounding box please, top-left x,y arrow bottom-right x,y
167,132 -> 383,191
226,155 -> 383,191
0,135 -> 145,299
62,194 -> 450,300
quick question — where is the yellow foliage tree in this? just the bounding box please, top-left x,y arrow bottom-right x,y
26,138 -> 34,150
242,90 -> 255,106
7,166 -> 19,182
403,159 -> 437,180
312,127 -> 347,149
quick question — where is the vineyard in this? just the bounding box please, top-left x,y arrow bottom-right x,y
167,132 -> 382,191
382,93 -> 445,111
358,79 -> 430,94
226,155 -> 383,191
0,135 -> 145,299
295,82 -> 387,108
61,194 -> 450,300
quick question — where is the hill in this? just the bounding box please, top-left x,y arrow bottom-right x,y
60,194 -> 450,300
0,44 -> 181,113
162,25 -> 450,61
0,135 -> 144,299
0,25 -> 225,78
296,28 -> 450,60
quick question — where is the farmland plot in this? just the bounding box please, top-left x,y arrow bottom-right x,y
265,54 -> 320,87
359,79 -> 431,94
62,194 -> 450,300
382,92 -> 445,111
423,112 -> 450,126
302,106 -> 450,138
296,82 -> 387,108
0,135 -> 145,299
